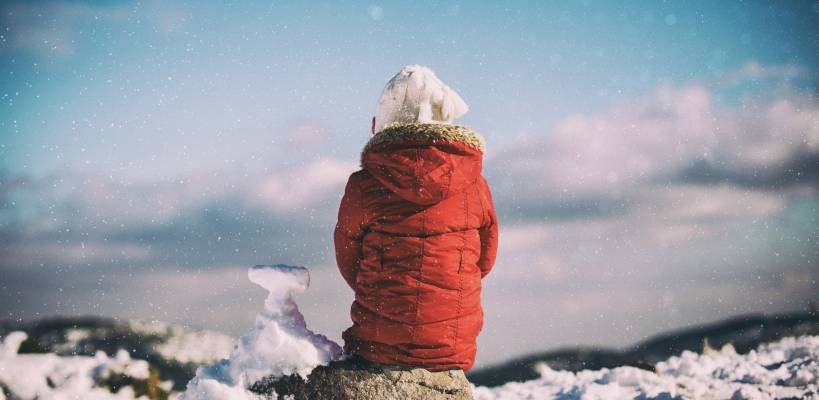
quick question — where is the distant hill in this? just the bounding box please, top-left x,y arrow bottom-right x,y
467,311 -> 819,387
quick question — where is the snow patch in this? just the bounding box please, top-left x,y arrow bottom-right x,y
473,335 -> 819,400
0,331 -> 152,400
127,319 -> 235,364
156,329 -> 236,365
179,264 -> 343,400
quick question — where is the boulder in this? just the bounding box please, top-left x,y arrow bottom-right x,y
249,355 -> 473,400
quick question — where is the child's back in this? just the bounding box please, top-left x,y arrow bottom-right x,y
334,119 -> 499,373
334,65 -> 499,373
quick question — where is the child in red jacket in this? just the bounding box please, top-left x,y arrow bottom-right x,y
334,65 -> 499,373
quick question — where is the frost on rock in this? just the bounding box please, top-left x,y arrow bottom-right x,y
180,264 -> 344,400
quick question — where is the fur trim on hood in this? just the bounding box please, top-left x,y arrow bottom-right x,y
360,122 -> 485,167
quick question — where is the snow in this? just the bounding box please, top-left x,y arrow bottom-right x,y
127,319 -> 236,365
156,329 -> 236,365
0,331 -> 152,400
58,328 -> 91,353
178,264 -> 343,400
473,336 -> 819,400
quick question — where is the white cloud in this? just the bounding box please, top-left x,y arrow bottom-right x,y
247,158 -> 357,213
491,70 -> 819,198
2,242 -> 153,271
0,2 -> 131,58
3,156 -> 355,238
709,60 -> 810,87
0,1 -> 193,59
645,184 -> 787,221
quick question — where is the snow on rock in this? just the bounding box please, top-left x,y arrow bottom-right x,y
472,335 -> 819,400
0,331 -> 152,400
179,264 -> 344,400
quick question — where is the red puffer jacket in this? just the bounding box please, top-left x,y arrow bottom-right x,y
334,122 -> 499,372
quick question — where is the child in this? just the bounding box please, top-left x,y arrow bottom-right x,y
334,65 -> 499,373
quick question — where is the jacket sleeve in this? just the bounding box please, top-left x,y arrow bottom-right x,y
334,172 -> 366,290
477,177 -> 499,279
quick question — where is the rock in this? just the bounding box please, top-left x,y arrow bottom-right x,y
248,355 -> 473,400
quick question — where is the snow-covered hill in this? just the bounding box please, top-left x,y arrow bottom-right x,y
2,325 -> 817,399
467,312 -> 819,387
0,315 -> 235,396
1,331 -> 158,399
473,336 -> 819,399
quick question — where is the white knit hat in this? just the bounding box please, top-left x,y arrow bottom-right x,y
373,65 -> 469,134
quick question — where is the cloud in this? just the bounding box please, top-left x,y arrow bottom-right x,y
707,61 -> 814,88
476,185 -> 817,363
366,5 -> 384,21
0,1 -> 192,59
282,119 -> 329,149
0,1 -> 130,58
672,95 -> 819,188
489,78 -> 818,201
248,158 -> 356,213
0,157 -> 356,274
151,4 -> 191,33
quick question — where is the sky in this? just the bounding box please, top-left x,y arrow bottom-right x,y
1,1 -> 818,369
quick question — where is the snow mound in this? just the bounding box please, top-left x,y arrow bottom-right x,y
179,264 -> 343,400
473,335 -> 819,400
0,331 -> 156,400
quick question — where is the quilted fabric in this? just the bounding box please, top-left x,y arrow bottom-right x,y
334,122 -> 499,372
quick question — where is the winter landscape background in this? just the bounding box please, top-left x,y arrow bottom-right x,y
1,0 -> 818,393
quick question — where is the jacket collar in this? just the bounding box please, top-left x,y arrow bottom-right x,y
360,122 -> 485,166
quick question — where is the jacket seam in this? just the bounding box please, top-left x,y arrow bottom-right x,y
353,171 -> 369,237
453,187 -> 468,350
411,209 -> 426,343
379,236 -> 384,273
415,148 -> 422,200
444,154 -> 453,199
411,147 -> 422,343
356,173 -> 364,230
478,178 -> 488,228
376,233 -> 384,323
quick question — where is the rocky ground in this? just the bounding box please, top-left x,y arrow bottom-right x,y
249,355 -> 473,400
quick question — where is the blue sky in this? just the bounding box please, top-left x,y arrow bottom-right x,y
1,1 -> 818,368
4,1 -> 817,178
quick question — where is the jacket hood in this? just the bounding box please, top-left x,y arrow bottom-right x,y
360,122 -> 485,205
